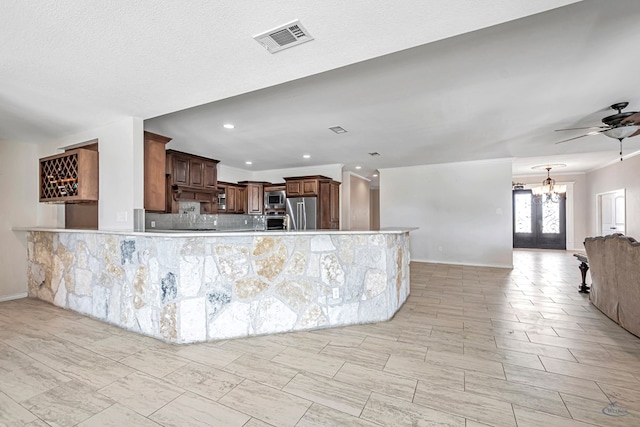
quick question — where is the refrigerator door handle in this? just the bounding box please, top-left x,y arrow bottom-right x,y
302,201 -> 307,230
297,201 -> 305,230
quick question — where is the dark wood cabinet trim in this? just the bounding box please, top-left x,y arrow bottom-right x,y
165,149 -> 220,213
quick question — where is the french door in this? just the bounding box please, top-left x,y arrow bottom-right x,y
513,189 -> 566,249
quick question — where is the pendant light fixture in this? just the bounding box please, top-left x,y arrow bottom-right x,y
531,164 -> 566,203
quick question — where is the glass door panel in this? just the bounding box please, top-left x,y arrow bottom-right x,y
515,192 -> 532,233
513,189 -> 566,250
542,198 -> 560,233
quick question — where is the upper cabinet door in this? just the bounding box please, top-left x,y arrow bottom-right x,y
172,155 -> 190,186
302,179 -> 318,196
203,161 -> 217,189
237,186 -> 247,214
246,183 -> 263,214
189,159 -> 204,188
227,186 -> 237,212
285,178 -> 320,197
286,181 -> 302,196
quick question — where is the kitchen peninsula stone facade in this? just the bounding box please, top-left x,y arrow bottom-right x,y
25,230 -> 411,343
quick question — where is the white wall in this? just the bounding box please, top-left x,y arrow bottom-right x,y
380,158 -> 513,268
513,173 -> 588,250
217,164 -> 254,183
38,118 -> 144,231
586,153 -> 640,239
218,163 -> 343,185
0,140 -> 39,299
341,172 -> 370,230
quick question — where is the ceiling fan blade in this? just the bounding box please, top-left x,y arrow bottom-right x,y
621,112 -> 640,125
554,126 -> 608,131
554,131 -> 603,144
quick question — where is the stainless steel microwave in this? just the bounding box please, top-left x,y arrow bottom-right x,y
265,190 -> 285,210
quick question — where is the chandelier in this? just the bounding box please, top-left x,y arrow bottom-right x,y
531,165 -> 566,203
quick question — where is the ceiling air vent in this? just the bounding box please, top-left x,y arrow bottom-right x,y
254,20 -> 314,53
329,126 -> 347,134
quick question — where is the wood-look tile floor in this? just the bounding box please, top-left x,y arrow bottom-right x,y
2,249 -> 640,426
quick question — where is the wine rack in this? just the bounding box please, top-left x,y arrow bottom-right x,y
39,148 -> 99,203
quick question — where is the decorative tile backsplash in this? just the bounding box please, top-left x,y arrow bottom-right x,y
145,202 -> 266,232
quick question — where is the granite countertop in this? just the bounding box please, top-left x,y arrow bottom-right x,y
14,227 -> 417,236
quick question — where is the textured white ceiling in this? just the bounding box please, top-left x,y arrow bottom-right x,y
6,0 -> 640,183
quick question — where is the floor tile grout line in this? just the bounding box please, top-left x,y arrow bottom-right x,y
5,252 -> 635,426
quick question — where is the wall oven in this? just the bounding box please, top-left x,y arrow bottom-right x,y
265,215 -> 285,230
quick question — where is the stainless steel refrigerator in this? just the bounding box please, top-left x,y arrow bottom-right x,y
285,197 -> 317,230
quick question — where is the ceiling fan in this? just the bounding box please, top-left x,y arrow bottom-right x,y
555,102 -> 640,143
554,102 -> 640,160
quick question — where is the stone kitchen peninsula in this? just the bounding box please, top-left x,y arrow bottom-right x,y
22,229 -> 413,343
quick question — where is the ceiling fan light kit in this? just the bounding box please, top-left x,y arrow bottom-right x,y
602,125 -> 639,140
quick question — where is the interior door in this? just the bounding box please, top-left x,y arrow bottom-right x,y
513,190 -> 566,249
600,190 -> 625,235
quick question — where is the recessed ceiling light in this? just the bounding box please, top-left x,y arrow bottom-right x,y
329,126 -> 347,134
373,173 -> 379,177
303,154 -> 311,159
355,166 -> 362,170
223,123 -> 235,129
245,161 -> 252,165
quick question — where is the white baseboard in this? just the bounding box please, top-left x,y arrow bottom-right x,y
0,292 -> 28,302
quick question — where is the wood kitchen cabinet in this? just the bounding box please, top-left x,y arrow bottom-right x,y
218,181 -> 267,215
246,184 -> 262,214
203,162 -> 217,188
239,181 -> 267,215
170,154 -> 190,186
285,177 -> 319,197
39,147 -> 99,203
227,185 -> 238,212
285,176 -> 340,229
189,158 -> 204,187
217,182 -> 246,214
165,149 -> 219,213
144,131 -> 171,212
166,150 -> 218,189
264,183 -> 285,193
329,180 -> 340,229
319,179 -> 341,229
237,186 -> 247,213
187,157 -> 218,189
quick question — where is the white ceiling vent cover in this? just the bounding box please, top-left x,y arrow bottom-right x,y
254,20 -> 314,53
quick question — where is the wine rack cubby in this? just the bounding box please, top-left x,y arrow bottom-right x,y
39,148 -> 99,203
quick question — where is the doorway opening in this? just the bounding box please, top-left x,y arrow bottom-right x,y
513,189 -> 566,250
597,189 -> 625,236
